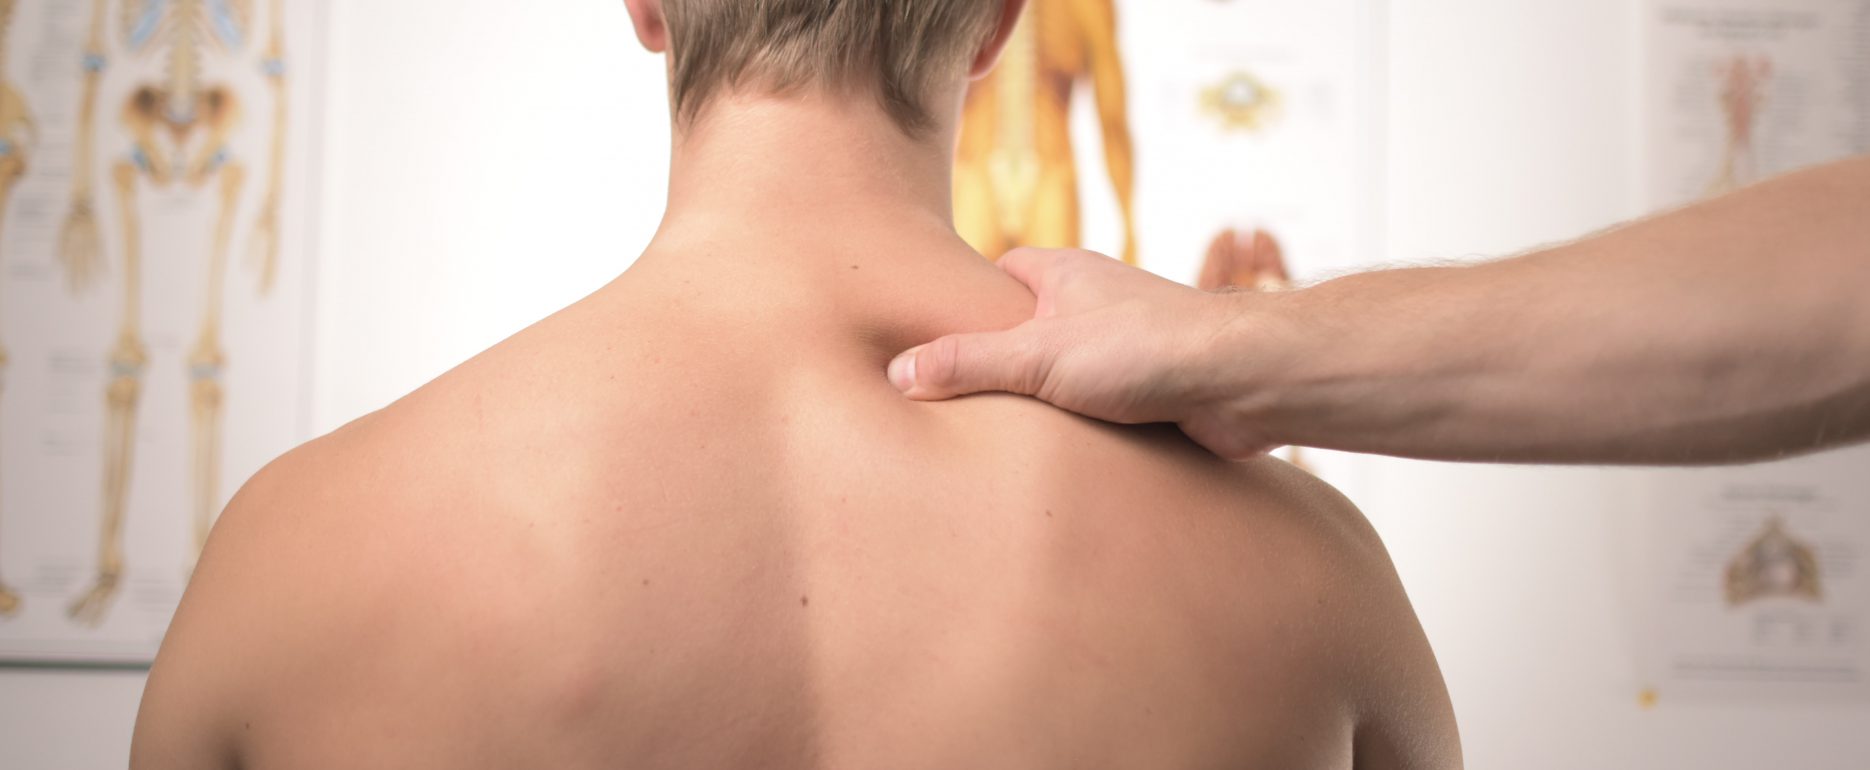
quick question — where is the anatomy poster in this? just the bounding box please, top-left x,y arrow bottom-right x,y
1126,0 -> 1384,489
1644,0 -> 1870,208
1110,0 -> 1383,288
957,0 -> 1384,282
1634,448 -> 1870,703
0,1 -> 322,665
956,0 -> 1384,490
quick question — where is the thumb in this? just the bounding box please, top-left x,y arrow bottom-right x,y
888,326 -> 1051,402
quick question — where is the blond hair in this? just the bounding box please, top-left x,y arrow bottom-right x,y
662,0 -> 1003,133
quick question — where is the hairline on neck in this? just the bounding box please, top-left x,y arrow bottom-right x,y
672,74 -> 957,142
658,83 -> 970,239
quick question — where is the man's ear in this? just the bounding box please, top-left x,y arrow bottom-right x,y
970,0 -> 1032,79
623,0 -> 670,53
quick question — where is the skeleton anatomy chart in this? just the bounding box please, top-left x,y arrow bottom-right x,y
1645,0 -> 1870,208
0,0 -> 320,665
0,0 -> 32,619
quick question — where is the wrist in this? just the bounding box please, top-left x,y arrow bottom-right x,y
1175,289 -> 1308,445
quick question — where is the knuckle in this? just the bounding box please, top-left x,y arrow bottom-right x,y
1017,331 -> 1064,397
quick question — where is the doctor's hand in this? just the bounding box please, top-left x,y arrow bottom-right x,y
887,248 -> 1281,460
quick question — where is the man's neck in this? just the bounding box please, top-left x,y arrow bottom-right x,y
655,91 -> 963,246
627,89 -> 1034,353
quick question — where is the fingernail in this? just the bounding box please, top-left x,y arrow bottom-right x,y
888,350 -> 918,393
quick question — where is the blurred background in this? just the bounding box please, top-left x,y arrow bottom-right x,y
2,0 -> 1868,767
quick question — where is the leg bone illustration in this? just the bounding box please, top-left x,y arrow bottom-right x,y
64,0 -> 284,623
0,0 -> 33,618
66,162 -> 149,627
248,0 -> 287,294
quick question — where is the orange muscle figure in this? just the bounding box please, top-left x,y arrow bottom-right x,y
955,0 -> 1138,265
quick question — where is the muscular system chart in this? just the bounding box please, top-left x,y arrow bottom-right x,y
1645,0 -> 1870,207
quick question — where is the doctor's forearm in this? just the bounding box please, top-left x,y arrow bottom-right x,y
1210,157 -> 1870,464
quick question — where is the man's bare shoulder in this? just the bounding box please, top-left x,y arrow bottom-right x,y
177,290 -> 695,617
138,291 -> 695,735
1163,457 -> 1459,768
960,394 -> 1387,559
904,396 -> 1459,767
182,354 -> 553,610
1198,458 -> 1460,769
131,419 -> 389,768
136,387 -> 569,767
154,409 -> 418,647
135,298 -> 611,726
913,392 -> 1391,629
953,399 -> 1461,764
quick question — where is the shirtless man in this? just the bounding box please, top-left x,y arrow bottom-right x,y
131,2 -> 1459,768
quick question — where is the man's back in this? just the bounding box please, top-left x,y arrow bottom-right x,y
131,220 -> 1458,769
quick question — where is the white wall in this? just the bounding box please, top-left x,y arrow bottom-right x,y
311,0 -> 669,425
1377,1 -> 1868,767
5,1 -> 1865,767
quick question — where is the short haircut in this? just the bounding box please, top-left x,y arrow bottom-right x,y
662,0 -> 1003,134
